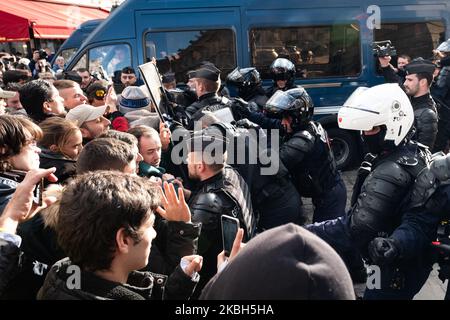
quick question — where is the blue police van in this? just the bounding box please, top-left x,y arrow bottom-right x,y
65,0 -> 449,169
52,19 -> 104,65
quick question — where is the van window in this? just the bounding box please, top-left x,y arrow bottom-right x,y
375,21 -> 445,60
60,48 -> 78,65
145,29 -> 236,82
73,44 -> 132,77
88,44 -> 132,77
250,24 -> 361,79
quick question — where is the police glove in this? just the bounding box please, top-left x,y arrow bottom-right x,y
235,118 -> 258,130
368,237 -> 400,266
232,97 -> 251,118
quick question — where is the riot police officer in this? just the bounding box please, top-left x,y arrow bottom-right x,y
264,87 -> 346,222
186,133 -> 256,296
266,58 -> 298,98
305,83 -> 431,298
431,38 -> 450,153
184,65 -> 233,129
366,153 -> 449,299
226,67 -> 268,111
199,116 -> 304,230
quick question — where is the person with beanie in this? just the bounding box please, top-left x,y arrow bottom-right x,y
200,223 -> 355,300
118,86 -> 160,129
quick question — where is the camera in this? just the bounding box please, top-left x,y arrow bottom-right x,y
373,40 -> 397,57
38,49 -> 48,60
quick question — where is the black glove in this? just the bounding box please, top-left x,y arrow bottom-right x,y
235,118 -> 259,130
368,237 -> 400,265
232,97 -> 251,118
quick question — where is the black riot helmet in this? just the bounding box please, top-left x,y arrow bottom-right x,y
264,87 -> 314,131
226,67 -> 262,99
270,58 -> 296,88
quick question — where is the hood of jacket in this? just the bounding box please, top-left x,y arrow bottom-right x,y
200,223 -> 355,300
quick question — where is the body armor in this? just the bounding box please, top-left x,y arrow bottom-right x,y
280,121 -> 338,197
349,142 -> 431,248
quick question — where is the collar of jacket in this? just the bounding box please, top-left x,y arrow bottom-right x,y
44,258 -> 155,300
39,148 -> 75,162
410,93 -> 433,109
195,170 -> 224,192
198,92 -> 219,102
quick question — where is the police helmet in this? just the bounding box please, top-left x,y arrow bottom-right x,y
270,58 -> 296,86
264,87 -> 314,129
338,83 -> 414,147
226,67 -> 261,97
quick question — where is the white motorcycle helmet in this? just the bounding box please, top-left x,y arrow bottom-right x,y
338,83 -> 414,146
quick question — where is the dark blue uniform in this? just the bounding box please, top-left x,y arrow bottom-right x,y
280,122 -> 346,222
306,141 -> 432,298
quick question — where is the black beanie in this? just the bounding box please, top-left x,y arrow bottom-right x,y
200,223 -> 355,300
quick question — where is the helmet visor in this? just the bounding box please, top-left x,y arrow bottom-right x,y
226,68 -> 243,83
273,72 -> 290,81
265,90 -> 295,114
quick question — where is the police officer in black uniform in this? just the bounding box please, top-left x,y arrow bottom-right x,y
305,83 -> 432,298
365,153 -> 449,299
264,87 -> 347,222
266,58 -> 298,98
226,67 -> 268,111
431,39 -> 450,153
380,57 -> 438,149
184,65 -> 232,129
186,133 -> 256,296
198,115 -> 304,230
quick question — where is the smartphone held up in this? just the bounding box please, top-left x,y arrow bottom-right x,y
221,214 -> 240,257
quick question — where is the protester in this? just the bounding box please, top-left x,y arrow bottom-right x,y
38,117 -> 82,185
38,171 -> 202,300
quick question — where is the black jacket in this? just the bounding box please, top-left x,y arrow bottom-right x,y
1,214 -> 64,300
0,237 -> 21,296
39,149 -> 77,186
37,258 -> 197,300
0,173 -> 19,215
184,92 -> 231,129
188,167 -> 255,296
1,212 -> 200,299
410,94 -> 438,149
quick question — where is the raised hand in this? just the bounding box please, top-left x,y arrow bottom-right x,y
156,181 -> 191,223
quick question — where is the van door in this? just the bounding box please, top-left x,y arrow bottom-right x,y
135,7 -> 241,83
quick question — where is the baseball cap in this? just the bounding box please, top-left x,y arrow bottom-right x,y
0,87 -> 16,99
66,104 -> 108,127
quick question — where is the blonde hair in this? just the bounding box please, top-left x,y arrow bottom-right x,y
39,117 -> 80,155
